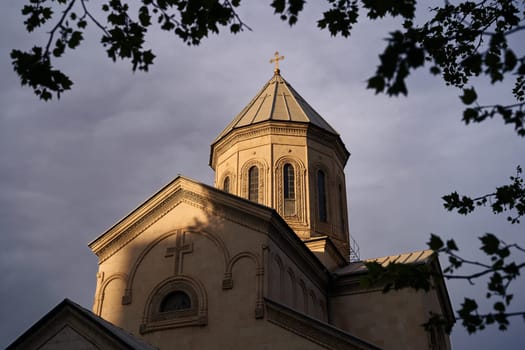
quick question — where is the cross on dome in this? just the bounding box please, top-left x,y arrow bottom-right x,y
270,51 -> 284,75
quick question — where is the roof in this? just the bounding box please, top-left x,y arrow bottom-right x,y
7,299 -> 157,350
213,72 -> 339,143
334,250 -> 434,276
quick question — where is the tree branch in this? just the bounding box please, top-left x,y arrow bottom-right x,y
44,0 -> 77,58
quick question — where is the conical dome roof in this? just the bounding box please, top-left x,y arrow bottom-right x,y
213,73 -> 339,143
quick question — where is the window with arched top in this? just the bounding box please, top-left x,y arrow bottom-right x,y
283,163 -> 296,216
141,277 -> 207,334
248,166 -> 259,203
223,176 -> 230,193
160,291 -> 191,312
317,170 -> 327,222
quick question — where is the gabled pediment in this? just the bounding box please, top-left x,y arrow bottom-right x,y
89,176 -> 279,261
88,176 -> 328,281
7,299 -> 156,350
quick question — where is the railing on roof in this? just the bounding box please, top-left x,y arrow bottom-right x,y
349,236 -> 360,262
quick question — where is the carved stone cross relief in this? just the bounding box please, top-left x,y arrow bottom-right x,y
165,232 -> 193,276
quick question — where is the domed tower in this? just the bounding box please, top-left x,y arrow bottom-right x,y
210,56 -> 351,260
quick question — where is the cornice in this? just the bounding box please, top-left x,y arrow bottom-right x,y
210,121 -> 350,170
210,121 -> 310,169
303,236 -> 348,268
265,298 -> 381,350
306,125 -> 350,167
266,214 -> 330,291
330,273 -> 384,296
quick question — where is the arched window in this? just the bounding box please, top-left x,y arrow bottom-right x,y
141,277 -> 207,334
248,166 -> 259,202
283,163 -> 295,216
223,176 -> 230,193
283,164 -> 295,199
317,170 -> 327,222
160,291 -> 191,312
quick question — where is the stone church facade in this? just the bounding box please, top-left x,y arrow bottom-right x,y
8,66 -> 454,350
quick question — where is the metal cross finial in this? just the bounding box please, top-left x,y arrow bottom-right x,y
270,51 -> 284,75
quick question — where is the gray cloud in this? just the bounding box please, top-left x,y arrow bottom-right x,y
1,1 -> 524,348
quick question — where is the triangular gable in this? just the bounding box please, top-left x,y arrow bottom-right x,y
88,176 -> 329,283
89,176 -> 276,259
7,299 -> 156,350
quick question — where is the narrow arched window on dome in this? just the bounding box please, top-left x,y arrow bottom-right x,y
317,170 -> 327,222
248,166 -> 259,203
223,176 -> 230,193
283,163 -> 296,216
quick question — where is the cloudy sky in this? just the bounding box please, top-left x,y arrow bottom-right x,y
1,1 -> 523,348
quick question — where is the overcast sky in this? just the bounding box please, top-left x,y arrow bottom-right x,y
1,1 -> 524,348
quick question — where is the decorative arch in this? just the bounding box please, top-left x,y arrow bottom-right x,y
140,275 -> 207,334
319,299 -> 327,321
95,272 -> 128,315
226,251 -> 261,274
224,251 -> 264,318
219,170 -> 235,195
312,162 -> 331,226
271,253 -> 284,300
298,279 -> 307,313
285,267 -> 297,308
123,228 -> 230,305
336,175 -> 348,237
275,156 -> 306,223
309,290 -> 318,319
240,159 -> 268,205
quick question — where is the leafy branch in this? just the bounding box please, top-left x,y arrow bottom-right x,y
363,0 -> 525,137
365,166 -> 525,334
428,233 -> 525,333
443,165 -> 525,223
12,0 -> 253,100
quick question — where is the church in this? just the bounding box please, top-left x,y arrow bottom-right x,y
8,56 -> 454,350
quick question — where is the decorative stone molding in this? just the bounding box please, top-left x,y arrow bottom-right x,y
140,275 -> 207,334
298,279 -> 307,313
211,122 -> 309,169
123,228 -> 230,305
94,189 -> 187,263
286,267 -> 297,308
312,162 -> 331,231
266,218 -> 329,292
92,272 -> 127,314
265,298 -> 381,350
306,125 -> 350,167
224,251 -> 264,319
274,156 -> 306,225
218,170 -> 235,195
93,271 -> 104,314
240,159 -> 268,205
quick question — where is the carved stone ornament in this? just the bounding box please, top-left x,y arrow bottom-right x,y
140,276 -> 208,334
